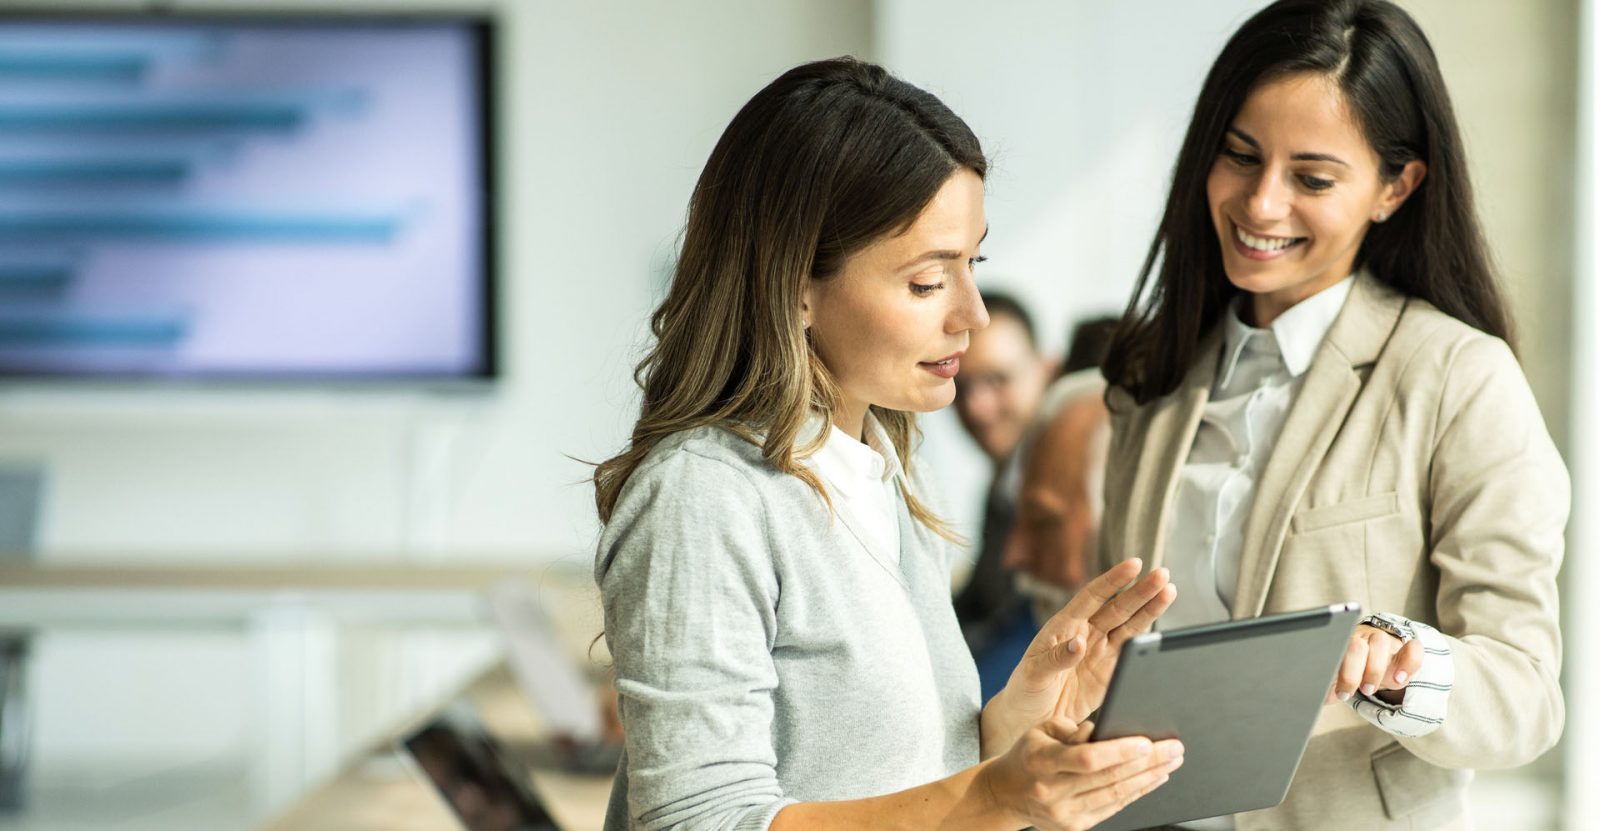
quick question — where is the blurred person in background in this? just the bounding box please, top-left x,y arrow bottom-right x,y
1004,318 -> 1119,616
950,291 -> 1054,700
1006,371 -> 1110,609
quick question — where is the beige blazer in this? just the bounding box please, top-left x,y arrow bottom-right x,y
1097,273 -> 1567,830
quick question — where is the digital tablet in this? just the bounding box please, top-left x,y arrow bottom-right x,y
1088,602 -> 1362,831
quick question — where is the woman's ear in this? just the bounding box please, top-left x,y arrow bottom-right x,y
1374,159 -> 1427,222
800,286 -> 813,329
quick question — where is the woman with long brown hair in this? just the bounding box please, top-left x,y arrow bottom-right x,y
1093,1 -> 1567,827
594,58 -> 1182,830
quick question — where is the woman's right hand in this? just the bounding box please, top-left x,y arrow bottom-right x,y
981,559 -> 1175,759
980,718 -> 1182,831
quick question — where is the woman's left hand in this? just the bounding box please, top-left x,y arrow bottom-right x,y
981,559 -> 1176,758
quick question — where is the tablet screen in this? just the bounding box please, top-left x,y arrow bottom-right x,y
403,701 -> 563,831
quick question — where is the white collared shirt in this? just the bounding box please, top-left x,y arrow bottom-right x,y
803,412 -> 902,565
1162,277 -> 1354,629
1160,276 -> 1450,800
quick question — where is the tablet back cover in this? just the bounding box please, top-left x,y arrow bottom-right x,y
1088,603 -> 1360,831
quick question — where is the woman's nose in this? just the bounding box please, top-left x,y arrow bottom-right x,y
1243,171 -> 1291,224
950,275 -> 989,333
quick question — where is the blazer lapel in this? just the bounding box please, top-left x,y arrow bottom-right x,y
1232,273 -> 1407,618
1128,327 -> 1222,571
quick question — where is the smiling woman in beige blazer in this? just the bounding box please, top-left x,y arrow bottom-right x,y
1091,1 -> 1568,830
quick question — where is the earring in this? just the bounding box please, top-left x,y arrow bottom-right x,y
1374,211 -> 1389,222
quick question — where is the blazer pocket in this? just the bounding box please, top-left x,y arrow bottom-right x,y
1371,741 -> 1470,822
1291,492 -> 1400,534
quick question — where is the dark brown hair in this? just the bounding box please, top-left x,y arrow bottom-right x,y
1103,0 -> 1513,404
594,57 -> 987,534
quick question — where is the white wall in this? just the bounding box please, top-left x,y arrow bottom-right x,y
0,0 -> 873,565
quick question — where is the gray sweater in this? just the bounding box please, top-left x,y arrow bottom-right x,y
596,424 -> 982,830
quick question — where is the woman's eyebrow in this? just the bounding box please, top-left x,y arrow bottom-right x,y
898,226 -> 989,269
1228,127 -> 1350,167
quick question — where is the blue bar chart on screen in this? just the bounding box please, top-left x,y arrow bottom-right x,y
0,19 -> 495,381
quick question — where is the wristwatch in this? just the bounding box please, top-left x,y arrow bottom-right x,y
1360,612 -> 1416,642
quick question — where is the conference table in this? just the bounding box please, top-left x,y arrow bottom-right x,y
0,561 -> 613,831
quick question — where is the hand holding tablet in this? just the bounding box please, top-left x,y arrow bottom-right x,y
980,716 -> 1184,831
1327,622 -> 1425,704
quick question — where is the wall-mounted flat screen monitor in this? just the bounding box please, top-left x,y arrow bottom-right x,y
0,15 -> 496,381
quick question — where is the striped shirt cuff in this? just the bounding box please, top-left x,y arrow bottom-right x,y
1350,615 -> 1452,737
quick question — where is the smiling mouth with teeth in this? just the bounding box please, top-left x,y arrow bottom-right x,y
1234,223 -> 1306,252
